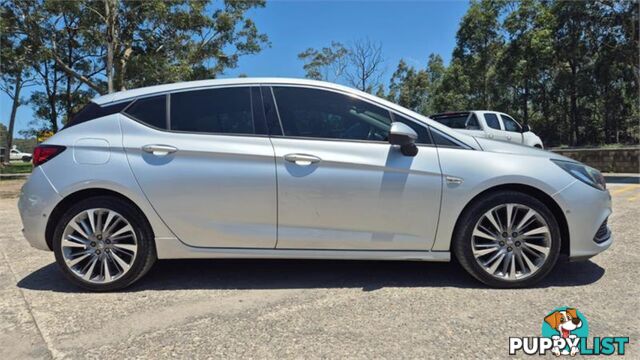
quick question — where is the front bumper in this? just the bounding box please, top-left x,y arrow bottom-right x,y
552,180 -> 612,260
17,167 -> 61,251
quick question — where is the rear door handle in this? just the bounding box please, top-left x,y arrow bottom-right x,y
506,135 -> 512,140
142,144 -> 178,156
284,153 -> 321,166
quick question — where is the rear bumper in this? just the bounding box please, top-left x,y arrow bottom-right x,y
17,167 -> 61,251
552,180 -> 612,260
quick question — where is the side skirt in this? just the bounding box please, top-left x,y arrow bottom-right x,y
155,237 -> 450,262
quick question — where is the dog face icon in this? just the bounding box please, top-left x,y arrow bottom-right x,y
544,308 -> 583,338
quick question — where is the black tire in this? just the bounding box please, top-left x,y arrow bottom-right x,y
452,190 -> 561,288
52,196 -> 156,291
22,155 -> 32,162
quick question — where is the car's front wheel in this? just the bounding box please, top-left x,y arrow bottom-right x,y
52,196 -> 156,291
453,191 -> 561,288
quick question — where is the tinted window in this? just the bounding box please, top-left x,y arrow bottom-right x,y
65,101 -> 132,129
501,115 -> 522,132
124,95 -> 167,129
170,87 -> 254,134
273,86 -> 392,141
484,113 -> 501,130
392,113 -> 432,144
431,113 -> 469,129
430,128 -> 465,148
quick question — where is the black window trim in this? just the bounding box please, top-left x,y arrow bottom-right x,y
114,81 -> 474,149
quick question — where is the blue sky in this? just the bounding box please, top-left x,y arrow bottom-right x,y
1,0 -> 469,136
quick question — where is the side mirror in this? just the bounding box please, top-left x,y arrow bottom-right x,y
388,122 -> 418,156
521,124 -> 531,133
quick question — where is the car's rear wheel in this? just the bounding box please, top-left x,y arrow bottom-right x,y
453,191 -> 561,288
52,196 -> 156,291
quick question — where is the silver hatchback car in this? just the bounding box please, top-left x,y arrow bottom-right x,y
18,78 -> 612,291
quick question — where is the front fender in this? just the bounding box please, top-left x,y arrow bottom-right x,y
431,148 -> 573,251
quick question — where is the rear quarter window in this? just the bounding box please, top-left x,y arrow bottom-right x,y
123,95 -> 167,129
65,101 -> 132,129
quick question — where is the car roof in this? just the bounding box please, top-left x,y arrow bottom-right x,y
92,77 -> 368,105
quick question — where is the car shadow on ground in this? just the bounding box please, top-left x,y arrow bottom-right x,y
17,258 -> 605,293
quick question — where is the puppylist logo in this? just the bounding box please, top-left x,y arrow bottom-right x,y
509,307 -> 630,356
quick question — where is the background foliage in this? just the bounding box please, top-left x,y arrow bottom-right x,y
387,0 -> 639,147
301,0 -> 639,147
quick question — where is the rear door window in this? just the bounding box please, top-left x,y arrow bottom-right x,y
170,87 -> 255,134
484,113 -> 502,130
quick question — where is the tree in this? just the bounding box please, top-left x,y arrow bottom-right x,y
418,0 -> 637,147
298,41 -> 348,81
344,38 -> 385,92
499,0 -> 554,126
6,0 -> 269,137
421,54 -> 446,114
298,38 -> 385,93
0,2 -> 36,164
452,0 -> 505,109
386,59 -> 429,111
12,0 -> 270,96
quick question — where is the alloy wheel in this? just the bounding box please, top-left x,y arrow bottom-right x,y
471,203 -> 552,281
60,208 -> 138,284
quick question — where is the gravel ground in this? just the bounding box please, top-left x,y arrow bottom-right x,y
0,180 -> 638,359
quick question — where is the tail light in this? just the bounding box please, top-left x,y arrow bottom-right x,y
32,145 -> 66,167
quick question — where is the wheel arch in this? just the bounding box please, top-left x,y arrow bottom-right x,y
45,188 -> 154,251
452,183 -> 570,257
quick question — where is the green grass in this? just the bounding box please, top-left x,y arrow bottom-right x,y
0,161 -> 33,174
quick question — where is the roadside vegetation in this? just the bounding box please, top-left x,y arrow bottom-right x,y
0,162 -> 32,174
298,1 -> 639,148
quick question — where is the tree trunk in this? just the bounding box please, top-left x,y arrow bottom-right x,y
4,72 -> 22,165
105,0 -> 115,94
523,80 -> 529,125
569,62 -> 579,146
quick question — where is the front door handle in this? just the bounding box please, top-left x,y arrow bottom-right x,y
284,153 -> 321,166
142,144 -> 178,156
506,135 -> 512,140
